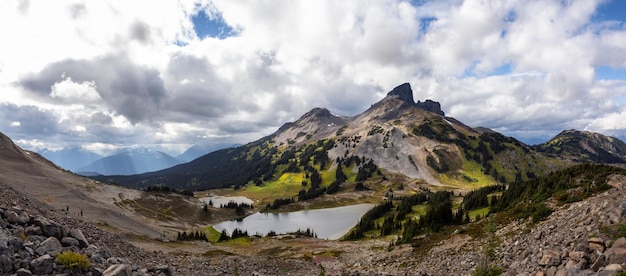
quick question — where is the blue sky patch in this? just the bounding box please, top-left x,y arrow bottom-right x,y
595,66 -> 626,81
594,0 -> 626,23
419,17 -> 437,35
191,10 -> 236,39
488,63 -> 512,77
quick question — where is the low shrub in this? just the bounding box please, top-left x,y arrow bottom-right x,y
56,251 -> 91,272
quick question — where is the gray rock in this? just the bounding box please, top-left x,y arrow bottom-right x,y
588,237 -> 606,253
69,228 -> 90,248
98,248 -> 112,260
0,254 -> 13,274
564,259 -> 577,269
569,251 -> 587,262
604,263 -> 624,272
61,237 -> 80,247
6,210 -> 30,225
18,258 -> 30,270
608,252 -> 626,265
9,236 -> 24,250
573,241 -> 589,253
16,268 -> 33,276
35,236 -> 62,256
30,254 -> 54,275
590,254 -> 606,272
561,267 -> 586,276
5,210 -> 20,224
91,267 -> 104,276
605,237 -> 626,265
103,264 -> 132,276
539,250 -> 561,266
598,265 -> 621,276
0,230 -> 11,255
33,216 -> 66,239
607,237 -> 626,253
24,226 -> 42,236
156,265 -> 171,276
23,243 -> 34,257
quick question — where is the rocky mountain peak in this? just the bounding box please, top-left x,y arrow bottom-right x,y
535,129 -> 626,163
416,100 -> 445,116
305,107 -> 333,119
383,83 -> 445,116
295,107 -> 346,127
386,83 -> 415,105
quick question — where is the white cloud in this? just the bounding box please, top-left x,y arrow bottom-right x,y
50,76 -> 101,102
1,0 -> 626,151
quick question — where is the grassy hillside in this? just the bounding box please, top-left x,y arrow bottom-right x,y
342,164 -> 626,243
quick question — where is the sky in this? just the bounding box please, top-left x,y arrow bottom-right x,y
1,0 -> 626,155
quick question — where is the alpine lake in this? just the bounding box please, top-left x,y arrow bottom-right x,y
201,196 -> 375,240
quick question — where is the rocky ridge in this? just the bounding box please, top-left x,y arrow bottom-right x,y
536,130 -> 626,164
385,83 -> 445,116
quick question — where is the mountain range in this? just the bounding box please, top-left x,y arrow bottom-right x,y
38,146 -> 103,172
76,148 -> 182,176
3,82 -> 626,275
93,83 -> 626,192
38,143 -> 237,176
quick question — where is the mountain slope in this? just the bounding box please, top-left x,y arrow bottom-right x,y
176,143 -> 241,162
534,129 -> 626,163
38,146 -> 103,172
0,132 -> 163,237
95,83 -> 558,193
0,132 -> 214,239
78,148 -> 182,175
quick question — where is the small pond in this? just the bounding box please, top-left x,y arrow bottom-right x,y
212,203 -> 374,240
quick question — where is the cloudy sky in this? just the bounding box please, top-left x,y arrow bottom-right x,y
1,0 -> 626,155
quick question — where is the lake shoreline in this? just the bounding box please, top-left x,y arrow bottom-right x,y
212,203 -> 375,240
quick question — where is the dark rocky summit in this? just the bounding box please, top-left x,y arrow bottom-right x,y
415,99 -> 445,116
387,83 -> 416,105
386,83 -> 445,116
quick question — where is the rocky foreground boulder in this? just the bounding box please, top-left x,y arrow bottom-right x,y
0,203 -> 149,275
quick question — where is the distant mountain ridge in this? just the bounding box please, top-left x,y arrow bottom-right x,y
534,129 -> 626,163
176,143 -> 242,162
38,146 -> 102,172
77,148 -> 182,175
91,83 -> 626,192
